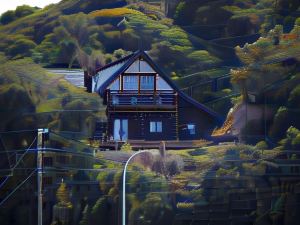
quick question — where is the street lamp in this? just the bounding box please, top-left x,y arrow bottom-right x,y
122,150 -> 157,225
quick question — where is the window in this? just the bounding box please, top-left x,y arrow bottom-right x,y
150,121 -> 162,133
156,75 -> 173,90
109,78 -> 120,90
187,124 -> 196,135
123,75 -> 138,90
140,76 -> 154,90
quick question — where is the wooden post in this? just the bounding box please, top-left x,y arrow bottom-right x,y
121,75 -> 124,92
138,75 -> 141,95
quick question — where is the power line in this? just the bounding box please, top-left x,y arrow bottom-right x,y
49,131 -> 94,149
179,50 -> 300,91
203,93 -> 240,104
0,169 -> 36,207
0,137 -> 37,188
0,109 -> 105,113
0,129 -> 37,134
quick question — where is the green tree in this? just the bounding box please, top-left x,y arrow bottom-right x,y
292,134 -> 300,150
7,39 -> 37,58
56,182 -> 72,207
288,85 -> 300,108
231,68 -> 250,101
174,2 -> 187,24
0,10 -> 16,25
269,107 -> 291,139
79,205 -> 91,225
15,5 -> 37,18
129,193 -> 173,225
56,13 -> 105,71
90,197 -> 110,225
256,141 -> 268,150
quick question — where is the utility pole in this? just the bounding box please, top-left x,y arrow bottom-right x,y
37,128 -> 48,225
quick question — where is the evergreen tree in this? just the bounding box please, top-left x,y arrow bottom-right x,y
56,182 -> 71,207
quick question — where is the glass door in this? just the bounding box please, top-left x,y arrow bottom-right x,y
113,119 -> 128,141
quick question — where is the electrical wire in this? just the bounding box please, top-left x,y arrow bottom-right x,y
0,137 -> 36,188
0,169 -> 37,207
0,129 -> 37,134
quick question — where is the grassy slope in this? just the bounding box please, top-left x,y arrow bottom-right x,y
0,1 -> 222,70
0,57 -> 105,133
0,0 -> 272,117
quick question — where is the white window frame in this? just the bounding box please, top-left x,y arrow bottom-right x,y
187,124 -> 196,135
140,75 -> 154,90
123,75 -> 138,90
150,121 -> 162,133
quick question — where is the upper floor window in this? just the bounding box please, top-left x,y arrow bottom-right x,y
109,78 -> 120,90
123,75 -> 138,90
156,75 -> 173,90
140,76 -> 154,90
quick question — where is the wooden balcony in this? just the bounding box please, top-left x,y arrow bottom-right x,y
107,90 -> 177,111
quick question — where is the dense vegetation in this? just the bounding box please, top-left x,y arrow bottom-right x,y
0,53 -> 104,149
0,0 -> 299,142
0,1 -> 299,225
231,18 -> 300,143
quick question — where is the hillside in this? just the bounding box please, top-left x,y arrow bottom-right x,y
0,2 -> 300,225
0,0 -> 299,139
0,54 -> 105,150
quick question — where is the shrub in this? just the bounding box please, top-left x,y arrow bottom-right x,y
56,182 -> 72,207
160,28 -> 192,48
174,2 -> 187,24
295,17 -> 300,26
256,141 -> 268,150
171,72 -> 179,80
0,10 -> 16,25
288,85 -> 300,108
216,167 -> 239,177
269,107 -> 291,139
90,8 -> 142,18
292,134 -> 300,150
113,48 -> 129,59
176,202 -> 194,210
188,148 -> 206,156
121,142 -> 132,151
7,38 -> 37,58
15,5 -> 38,18
165,158 -> 182,176
187,50 -> 221,64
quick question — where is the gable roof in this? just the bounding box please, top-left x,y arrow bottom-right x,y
93,50 -> 224,123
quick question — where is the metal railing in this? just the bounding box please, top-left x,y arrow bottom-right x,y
108,91 -> 176,107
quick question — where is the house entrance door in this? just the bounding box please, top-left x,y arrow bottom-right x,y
113,119 -> 128,141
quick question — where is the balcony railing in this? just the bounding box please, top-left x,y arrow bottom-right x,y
108,91 -> 176,108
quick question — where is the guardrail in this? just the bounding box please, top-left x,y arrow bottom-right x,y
108,91 -> 176,106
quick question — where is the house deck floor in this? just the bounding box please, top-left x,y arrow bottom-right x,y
99,139 -> 210,150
